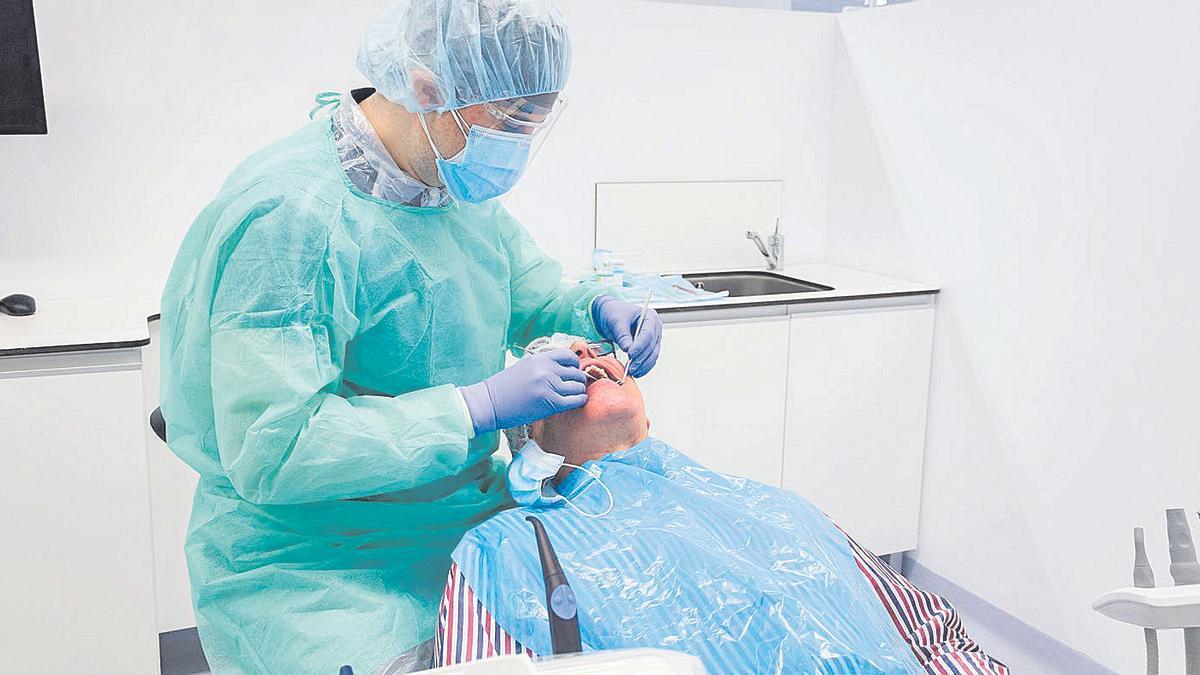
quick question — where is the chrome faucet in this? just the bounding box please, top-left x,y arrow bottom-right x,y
746,220 -> 784,271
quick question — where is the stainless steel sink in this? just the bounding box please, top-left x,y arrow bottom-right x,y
682,271 -> 832,297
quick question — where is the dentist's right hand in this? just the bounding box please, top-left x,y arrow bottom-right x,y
458,349 -> 589,435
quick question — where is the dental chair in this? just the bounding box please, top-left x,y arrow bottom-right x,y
146,409 -> 701,675
371,515 -> 703,674
150,406 -> 167,443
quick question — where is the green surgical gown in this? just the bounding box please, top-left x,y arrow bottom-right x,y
159,118 -> 604,674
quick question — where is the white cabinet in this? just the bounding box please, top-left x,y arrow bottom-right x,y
782,298 -> 936,555
637,316 -> 790,486
142,322 -> 200,633
0,350 -> 160,673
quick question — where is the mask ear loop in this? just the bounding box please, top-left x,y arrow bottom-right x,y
417,110 -> 471,163
416,112 -> 446,162
557,462 -> 614,518
449,109 -> 472,138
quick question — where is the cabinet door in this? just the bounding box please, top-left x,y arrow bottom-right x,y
0,352 -> 160,672
143,321 -> 200,632
783,303 -> 935,555
636,317 -> 789,486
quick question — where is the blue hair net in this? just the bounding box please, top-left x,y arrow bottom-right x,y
357,0 -> 573,113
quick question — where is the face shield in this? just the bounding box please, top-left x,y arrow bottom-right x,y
418,92 -> 567,203
477,92 -> 567,166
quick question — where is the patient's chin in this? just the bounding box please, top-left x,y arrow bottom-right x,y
592,400 -> 639,422
540,399 -> 644,463
582,383 -> 640,418
547,386 -> 640,432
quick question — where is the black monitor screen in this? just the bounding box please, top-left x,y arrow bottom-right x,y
0,0 -> 47,135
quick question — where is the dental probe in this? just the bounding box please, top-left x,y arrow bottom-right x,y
618,290 -> 653,386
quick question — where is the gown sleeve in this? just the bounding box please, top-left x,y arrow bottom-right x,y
207,189 -> 476,505
495,206 -> 606,352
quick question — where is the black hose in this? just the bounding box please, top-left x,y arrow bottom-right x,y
526,516 -> 582,655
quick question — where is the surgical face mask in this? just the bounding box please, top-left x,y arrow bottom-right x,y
418,110 -> 533,203
507,440 -> 613,518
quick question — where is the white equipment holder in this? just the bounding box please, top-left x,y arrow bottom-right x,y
1093,585 -> 1200,629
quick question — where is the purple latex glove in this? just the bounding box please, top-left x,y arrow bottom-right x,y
458,348 -> 588,435
592,295 -> 663,377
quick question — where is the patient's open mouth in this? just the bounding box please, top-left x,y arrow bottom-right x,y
582,359 -> 621,386
584,364 -> 613,383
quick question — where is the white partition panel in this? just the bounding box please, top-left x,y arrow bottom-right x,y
595,180 -> 783,273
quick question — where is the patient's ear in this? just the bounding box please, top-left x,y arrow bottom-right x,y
409,68 -> 445,109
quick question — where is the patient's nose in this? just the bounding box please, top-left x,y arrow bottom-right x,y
569,340 -> 598,359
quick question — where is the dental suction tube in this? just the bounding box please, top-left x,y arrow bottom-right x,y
526,515 -> 582,655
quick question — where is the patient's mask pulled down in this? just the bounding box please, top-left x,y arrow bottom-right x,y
507,440 -> 613,518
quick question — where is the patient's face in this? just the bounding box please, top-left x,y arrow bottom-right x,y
571,340 -> 646,419
531,340 -> 650,462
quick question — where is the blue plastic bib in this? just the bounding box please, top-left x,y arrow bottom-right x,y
452,438 -> 924,674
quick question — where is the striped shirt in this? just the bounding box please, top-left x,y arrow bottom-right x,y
433,529 -> 1008,674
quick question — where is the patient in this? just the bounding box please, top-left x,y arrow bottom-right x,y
424,337 -> 1008,674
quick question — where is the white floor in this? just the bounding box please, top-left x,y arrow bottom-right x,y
954,604 -> 1073,674
905,559 -> 1118,675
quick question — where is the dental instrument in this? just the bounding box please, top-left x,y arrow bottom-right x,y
618,290 -> 652,386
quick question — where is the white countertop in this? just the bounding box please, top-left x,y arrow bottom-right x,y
0,295 -> 159,356
645,263 -> 938,312
0,265 -> 937,356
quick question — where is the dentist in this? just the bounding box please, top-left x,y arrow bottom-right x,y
158,1 -> 662,672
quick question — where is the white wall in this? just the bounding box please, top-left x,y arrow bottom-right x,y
827,1 -> 1200,672
0,0 -> 831,300
509,1 -> 831,274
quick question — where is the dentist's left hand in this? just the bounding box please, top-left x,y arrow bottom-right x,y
592,295 -> 663,377
458,349 -> 588,435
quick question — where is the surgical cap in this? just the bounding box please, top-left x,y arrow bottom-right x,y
357,0 -> 573,113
